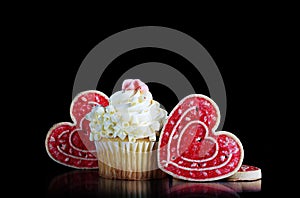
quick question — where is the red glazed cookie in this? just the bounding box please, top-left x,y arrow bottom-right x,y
158,94 -> 244,181
226,164 -> 262,181
45,90 -> 109,169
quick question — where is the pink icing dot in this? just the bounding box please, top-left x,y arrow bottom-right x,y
122,79 -> 149,92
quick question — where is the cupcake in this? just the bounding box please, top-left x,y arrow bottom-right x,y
85,79 -> 168,180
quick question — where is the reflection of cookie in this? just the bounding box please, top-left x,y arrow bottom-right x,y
45,90 -> 109,169
222,179 -> 262,192
226,164 -> 262,181
48,170 -> 99,193
169,178 -> 240,197
158,94 -> 244,181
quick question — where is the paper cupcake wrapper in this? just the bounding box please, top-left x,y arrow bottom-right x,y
94,140 -> 166,180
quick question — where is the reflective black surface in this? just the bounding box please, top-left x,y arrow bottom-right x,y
46,169 -> 262,198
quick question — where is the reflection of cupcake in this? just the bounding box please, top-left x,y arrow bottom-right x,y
86,79 -> 168,180
97,177 -> 170,197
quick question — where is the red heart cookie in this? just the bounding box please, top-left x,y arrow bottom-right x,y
158,94 -> 244,181
45,90 -> 109,169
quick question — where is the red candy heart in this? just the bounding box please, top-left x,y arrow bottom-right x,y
45,90 -> 109,169
158,94 -> 244,181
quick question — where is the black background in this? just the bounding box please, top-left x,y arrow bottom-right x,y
9,9 -> 292,197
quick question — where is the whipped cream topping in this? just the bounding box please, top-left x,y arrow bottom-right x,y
86,79 -> 167,142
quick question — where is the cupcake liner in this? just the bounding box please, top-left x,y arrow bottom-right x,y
94,139 -> 166,180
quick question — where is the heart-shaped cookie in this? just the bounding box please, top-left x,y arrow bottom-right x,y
158,94 -> 244,181
45,90 -> 109,169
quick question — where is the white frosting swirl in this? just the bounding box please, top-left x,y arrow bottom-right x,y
86,89 -> 167,142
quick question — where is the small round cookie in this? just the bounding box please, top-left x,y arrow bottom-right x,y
227,164 -> 262,181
